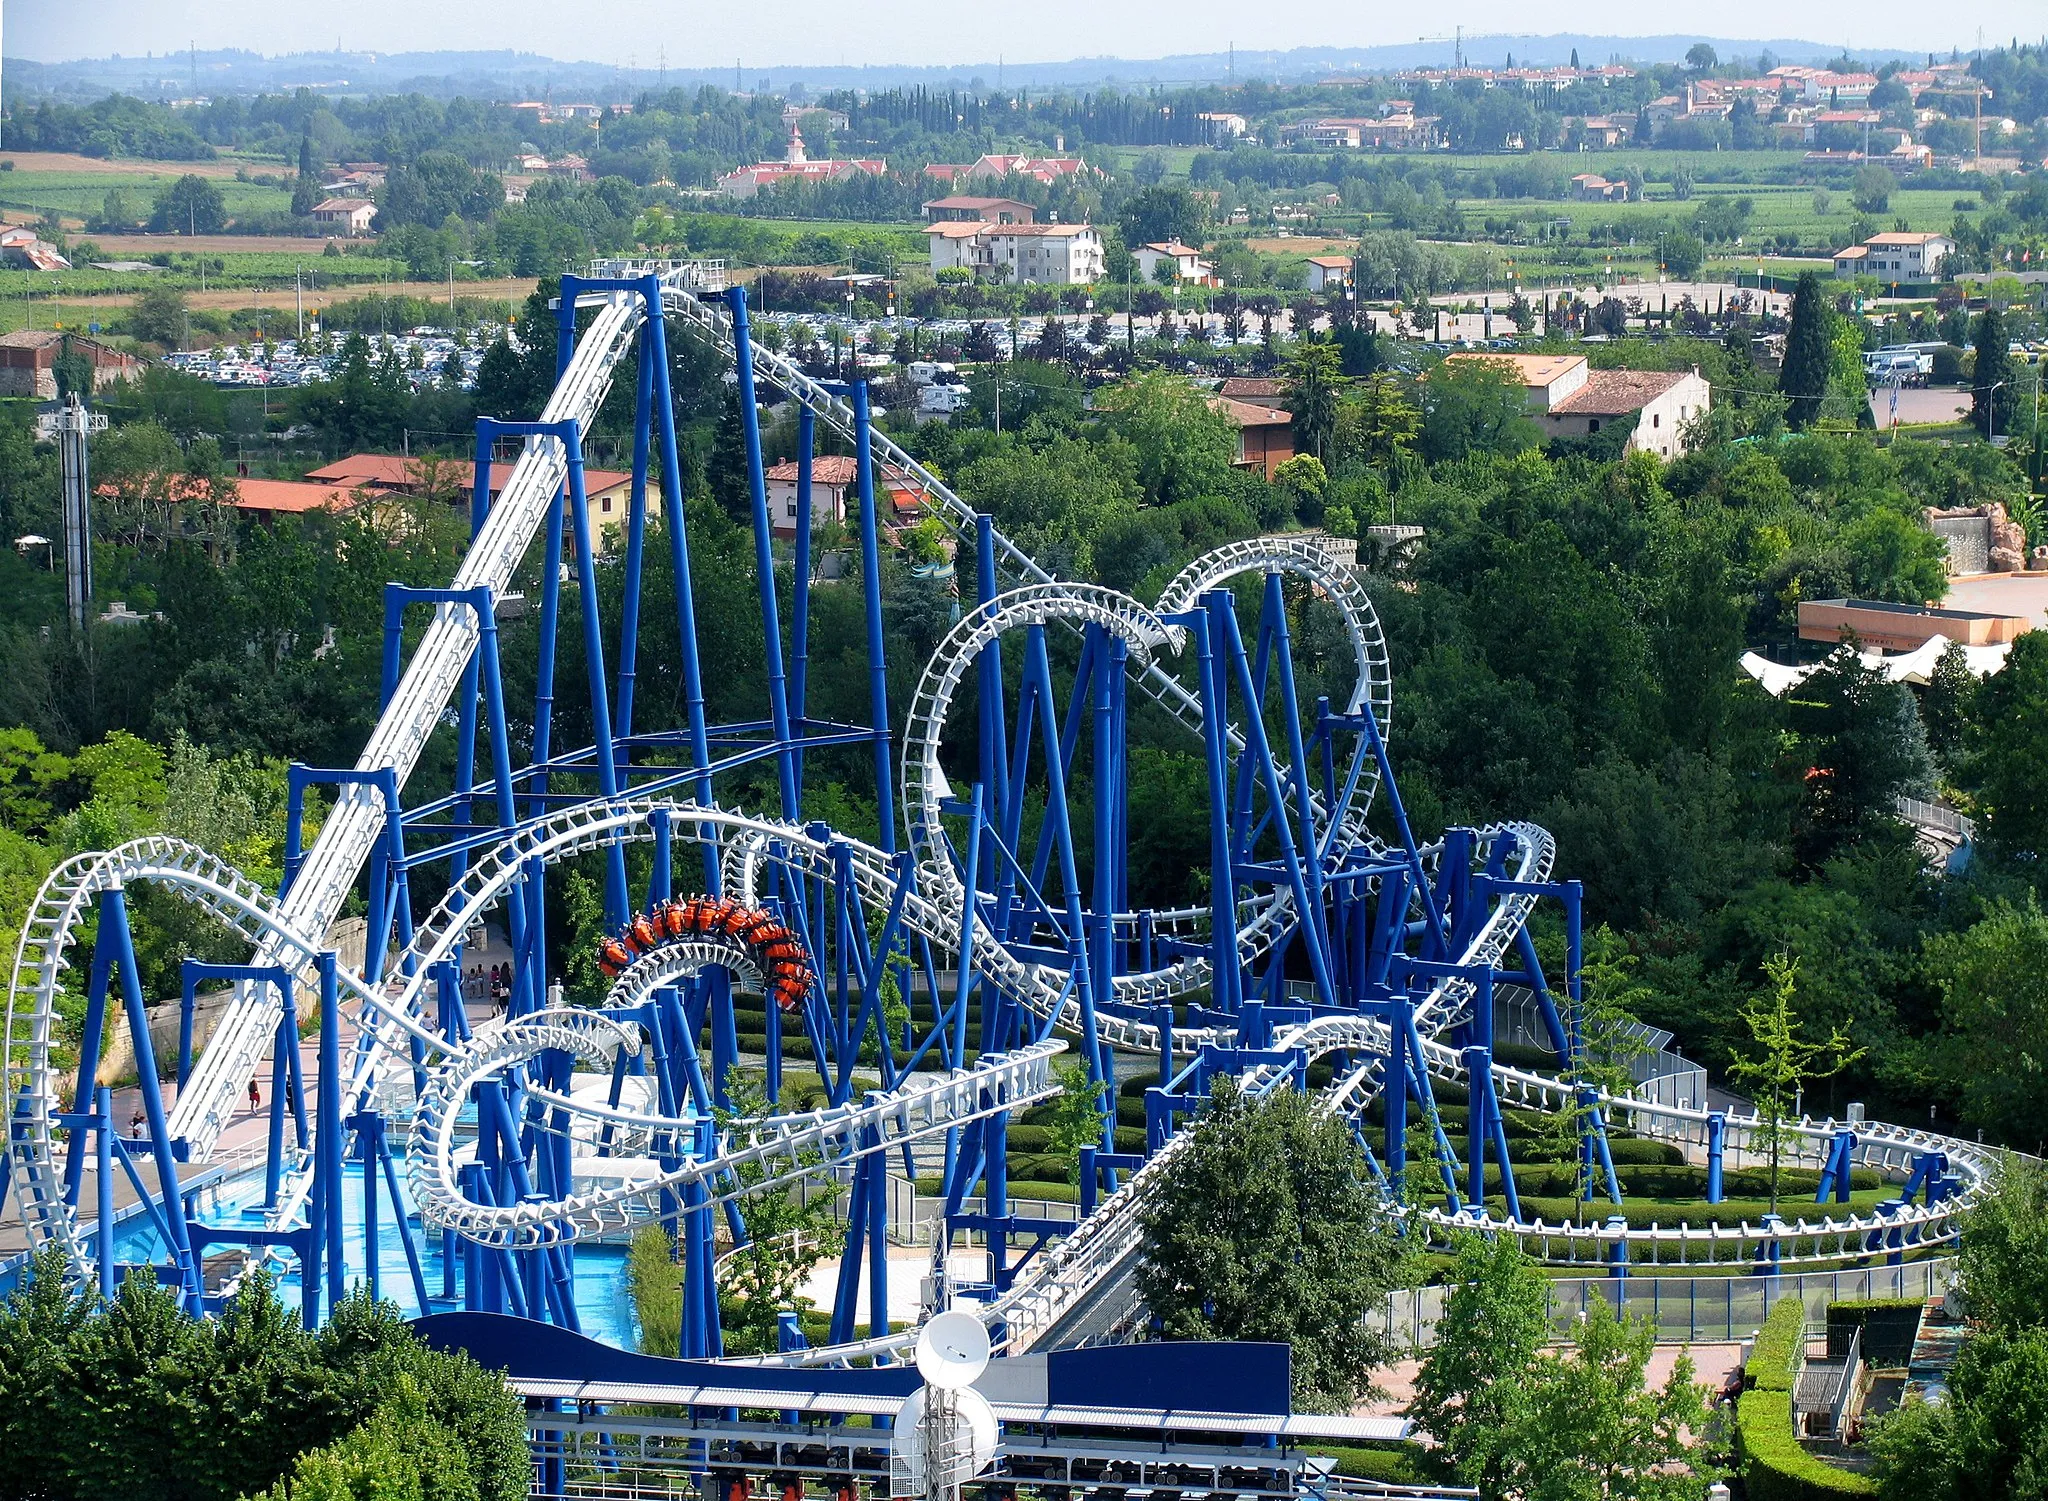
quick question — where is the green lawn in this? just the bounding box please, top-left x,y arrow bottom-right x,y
1094,145 -> 1209,177
1460,186 -> 1969,245
1446,146 -> 1812,180
0,168 -> 293,225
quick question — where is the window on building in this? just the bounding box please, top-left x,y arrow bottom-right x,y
602,496 -> 613,512
1652,413 -> 1660,428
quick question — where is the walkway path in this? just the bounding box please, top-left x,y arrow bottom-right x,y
1354,1342 -> 1744,1419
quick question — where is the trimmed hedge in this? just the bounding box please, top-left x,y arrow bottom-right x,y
1007,1181 -> 1081,1203
1733,1391 -> 1875,1499
1306,1446 -> 1430,1486
1485,1162 -> 1881,1201
910,1176 -> 1081,1204
1733,1297 -> 1875,1498
1001,1123 -> 1146,1155
1507,1194 -> 1888,1235
1748,1295 -> 1805,1390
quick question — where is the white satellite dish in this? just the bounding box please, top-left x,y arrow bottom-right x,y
893,1385 -> 999,1499
915,1309 -> 991,1390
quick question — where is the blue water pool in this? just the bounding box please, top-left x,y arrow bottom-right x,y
104,1154 -> 642,1348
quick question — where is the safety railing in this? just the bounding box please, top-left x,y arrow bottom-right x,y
1376,1258 -> 1955,1349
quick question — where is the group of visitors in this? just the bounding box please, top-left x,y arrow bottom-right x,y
462,963 -> 512,1013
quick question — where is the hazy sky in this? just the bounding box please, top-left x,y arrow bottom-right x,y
5,0 -> 2038,68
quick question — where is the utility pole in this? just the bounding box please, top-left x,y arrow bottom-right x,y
39,391 -> 106,634
296,268 -> 304,341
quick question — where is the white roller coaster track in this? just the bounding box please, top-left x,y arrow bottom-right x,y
3,259 -> 2005,1365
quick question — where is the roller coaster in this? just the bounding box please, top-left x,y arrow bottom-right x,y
2,260 -> 1997,1419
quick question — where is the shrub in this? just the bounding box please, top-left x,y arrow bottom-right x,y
1735,1297 -> 1875,1495
627,1225 -> 683,1357
1748,1294 -> 1807,1391
1735,1389 -> 1877,1499
1308,1445 -> 1431,1485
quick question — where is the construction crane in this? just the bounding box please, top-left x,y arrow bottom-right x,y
1418,28 -> 1465,70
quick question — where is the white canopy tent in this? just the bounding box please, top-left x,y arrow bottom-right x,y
1740,634 -> 2014,697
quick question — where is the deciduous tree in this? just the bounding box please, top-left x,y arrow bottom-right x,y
1411,1235 -> 1551,1499
1136,1077 -> 1406,1409
1727,954 -> 1865,1213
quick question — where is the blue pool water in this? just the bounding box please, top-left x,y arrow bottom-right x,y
104,1155 -> 642,1348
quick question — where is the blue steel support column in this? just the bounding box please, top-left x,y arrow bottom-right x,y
93,1085 -> 115,1299
1706,1112 -> 1726,1203
177,970 -> 198,1087
644,283 -> 714,822
61,930 -> 117,1206
791,406 -> 816,799
723,285 -> 801,821
531,470 -> 566,820
974,517 -> 1009,861
317,951 -> 345,1315
1462,1043 -> 1491,1212
562,422 -> 632,923
264,992 -> 294,1209
850,379 -> 896,851
470,425 -> 495,537
554,276 -> 578,376
615,331 -> 655,746
358,1112 -> 381,1302
450,641 -> 481,881
1384,990 -> 1409,1200
946,784 -> 985,1127
1188,605 -> 1240,1014
866,1132 -> 889,1343
1089,624 -> 1118,1089
104,887 -> 199,1309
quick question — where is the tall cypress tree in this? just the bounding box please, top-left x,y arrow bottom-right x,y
1973,306 -> 2015,440
290,130 -> 317,217
1780,271 -> 1834,432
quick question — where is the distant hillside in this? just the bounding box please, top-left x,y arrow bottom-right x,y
0,34 -> 1946,104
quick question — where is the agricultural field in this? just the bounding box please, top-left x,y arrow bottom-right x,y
1441,147 -> 1814,183
1461,186 -> 1973,244
1091,144 -> 1210,177
0,163 -> 294,228
0,251 -> 411,304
